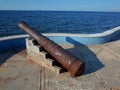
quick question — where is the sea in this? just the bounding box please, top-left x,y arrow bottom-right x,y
0,11 -> 120,37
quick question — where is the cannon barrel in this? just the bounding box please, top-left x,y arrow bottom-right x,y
18,21 -> 85,76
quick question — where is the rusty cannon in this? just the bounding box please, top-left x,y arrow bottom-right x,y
18,21 -> 85,77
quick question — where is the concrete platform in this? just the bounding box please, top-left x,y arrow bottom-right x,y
0,40 -> 120,90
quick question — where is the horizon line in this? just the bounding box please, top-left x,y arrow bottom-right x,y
0,9 -> 120,13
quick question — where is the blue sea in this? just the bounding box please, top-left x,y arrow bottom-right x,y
0,11 -> 120,37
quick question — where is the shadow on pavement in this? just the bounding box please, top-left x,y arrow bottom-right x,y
66,37 -> 105,75
0,48 -> 25,66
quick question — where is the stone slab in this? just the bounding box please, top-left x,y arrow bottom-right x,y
26,38 -> 65,75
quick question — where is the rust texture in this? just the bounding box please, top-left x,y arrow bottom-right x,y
18,21 -> 85,76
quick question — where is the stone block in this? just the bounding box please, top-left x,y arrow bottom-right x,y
26,38 -> 67,75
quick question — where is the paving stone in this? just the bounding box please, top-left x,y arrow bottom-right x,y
105,42 -> 120,57
96,60 -> 120,88
97,48 -> 120,61
0,39 -> 120,90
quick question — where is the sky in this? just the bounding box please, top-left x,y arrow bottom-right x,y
0,0 -> 120,11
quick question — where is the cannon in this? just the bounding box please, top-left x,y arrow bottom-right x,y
18,21 -> 85,76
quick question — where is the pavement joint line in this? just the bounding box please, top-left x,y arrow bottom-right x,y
95,46 -> 106,56
104,46 -> 120,59
90,46 -> 108,61
90,64 -> 109,89
94,71 -> 109,89
37,66 -> 41,90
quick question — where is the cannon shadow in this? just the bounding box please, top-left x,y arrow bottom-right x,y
65,37 -> 105,75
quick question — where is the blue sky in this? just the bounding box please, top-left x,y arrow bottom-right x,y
0,0 -> 120,11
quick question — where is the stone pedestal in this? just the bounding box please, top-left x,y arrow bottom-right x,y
26,38 -> 66,74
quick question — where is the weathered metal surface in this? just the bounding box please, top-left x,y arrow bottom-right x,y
18,21 -> 85,76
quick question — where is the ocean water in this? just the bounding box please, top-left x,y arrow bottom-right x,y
0,11 -> 120,37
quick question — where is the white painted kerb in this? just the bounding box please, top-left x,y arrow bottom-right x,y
0,26 -> 120,41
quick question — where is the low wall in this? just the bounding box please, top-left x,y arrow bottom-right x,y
0,26 -> 120,51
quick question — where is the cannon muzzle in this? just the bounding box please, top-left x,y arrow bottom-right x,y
18,21 -> 85,76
